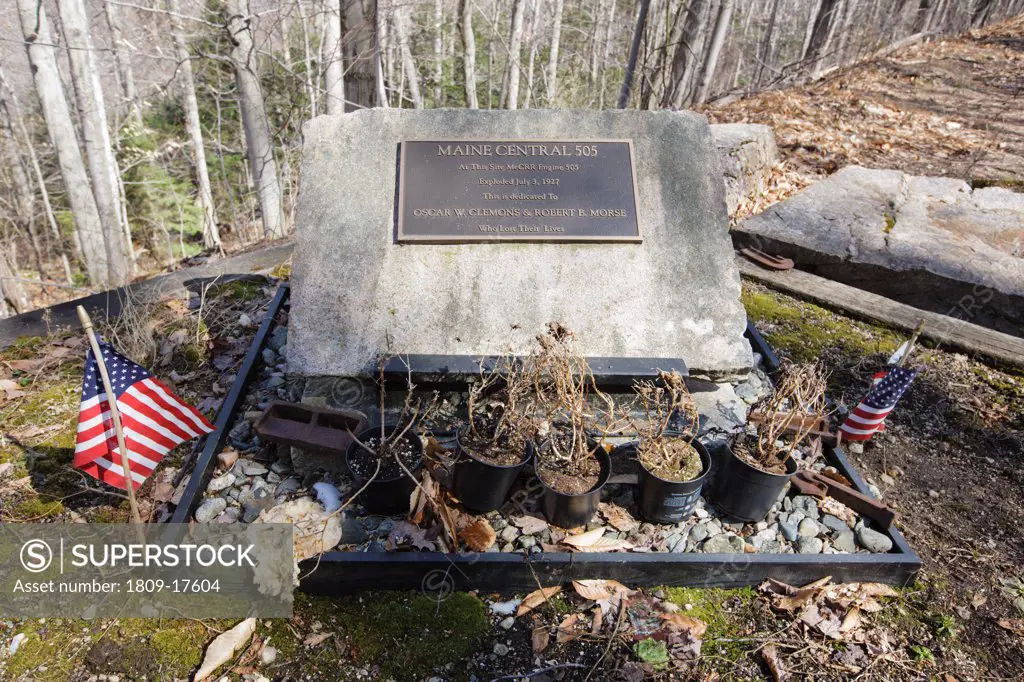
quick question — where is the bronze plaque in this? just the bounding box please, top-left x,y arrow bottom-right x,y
396,140 -> 641,243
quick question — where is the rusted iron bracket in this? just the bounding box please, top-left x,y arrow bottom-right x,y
748,410 -> 837,446
254,401 -> 368,454
792,470 -> 897,530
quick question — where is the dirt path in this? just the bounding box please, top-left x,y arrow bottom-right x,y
709,15 -> 1024,190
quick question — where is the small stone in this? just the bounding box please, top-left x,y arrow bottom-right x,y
666,533 -> 687,553
500,543 -> 514,553
260,645 -> 277,664
692,506 -> 709,519
366,540 -> 386,553
266,375 -> 285,388
734,382 -> 758,404
519,536 -> 537,549
238,313 -> 252,327
341,517 -> 368,543
499,616 -> 515,630
702,534 -> 744,553
760,539 -> 783,553
241,505 -> 263,523
214,507 -> 241,523
868,483 -> 883,500
261,348 -> 278,366
880,473 -> 896,486
217,450 -> 239,469
856,524 -> 894,553
689,522 -> 710,543
229,421 -> 252,442
779,521 -> 798,542
207,473 -> 236,492
500,525 -> 519,543
797,537 -> 824,554
266,472 -> 281,484
241,461 -> 269,476
376,519 -> 395,535
275,477 -> 300,496
821,515 -> 849,534
491,517 -> 507,531
791,495 -> 820,520
493,643 -> 510,656
833,530 -> 856,553
928,489 -> 940,499
195,498 -> 227,523
268,327 -> 288,351
270,460 -> 290,475
847,442 -> 864,454
490,599 -> 521,615
797,518 -> 820,538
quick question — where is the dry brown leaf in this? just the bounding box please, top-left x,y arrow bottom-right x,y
998,619 -> 1024,637
599,502 -> 639,532
511,514 -> 548,535
459,518 -> 496,552
570,536 -> 634,552
563,527 -> 606,548
516,586 -> 562,616
762,643 -> 787,682
840,606 -> 863,632
6,359 -> 42,372
531,625 -> 550,653
0,379 -> 27,400
303,632 -> 332,647
556,613 -> 581,644
572,579 -> 632,601
661,612 -> 708,638
971,592 -> 987,609
591,606 -> 604,634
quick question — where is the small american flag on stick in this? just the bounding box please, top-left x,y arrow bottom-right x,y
74,341 -> 214,491
839,365 -> 917,441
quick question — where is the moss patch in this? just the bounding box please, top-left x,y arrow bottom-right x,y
338,591 -> 488,679
742,285 -> 904,363
663,586 -> 760,663
5,620 -> 85,681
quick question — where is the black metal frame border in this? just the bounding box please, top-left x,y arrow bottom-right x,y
170,283 -> 291,523
172,307 -> 921,593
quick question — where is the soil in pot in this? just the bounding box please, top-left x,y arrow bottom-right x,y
457,419 -> 528,467
453,423 -> 530,512
636,437 -> 703,482
347,429 -> 421,481
730,437 -> 790,475
535,433 -> 602,495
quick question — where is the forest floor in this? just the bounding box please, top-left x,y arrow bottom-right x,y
708,13 -> 1024,222
2,14 -> 1023,682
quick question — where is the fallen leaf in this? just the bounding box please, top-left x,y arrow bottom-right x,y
997,619 -> 1024,637
572,579 -> 632,601
569,536 -> 634,552
599,502 -> 639,532
516,586 -> 562,616
195,618 -> 256,680
511,514 -> 548,535
971,592 -> 987,609
763,643 -> 787,681
840,606 -> 863,632
0,379 -> 27,400
563,527 -> 606,548
591,605 -> 603,634
387,520 -> 436,551
661,612 -> 708,638
459,518 -> 496,551
531,624 -> 550,653
6,359 -> 42,372
303,632 -> 332,647
556,613 -> 581,644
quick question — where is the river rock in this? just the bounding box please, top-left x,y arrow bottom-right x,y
702,534 -> 745,553
856,524 -> 894,553
833,530 -> 857,553
797,537 -> 824,554
195,498 -> 226,523
207,473 -> 235,493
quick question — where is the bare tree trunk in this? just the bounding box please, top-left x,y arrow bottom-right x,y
16,0 -> 111,286
0,251 -> 30,314
458,0 -> 479,108
433,0 -> 445,105
59,0 -> 132,283
598,0 -> 617,108
0,67 -> 73,284
297,0 -> 319,116
755,0 -> 780,86
662,0 -> 710,109
545,0 -> 565,104
523,0 -> 542,108
168,0 -> 221,250
502,0 -> 527,109
802,0 -> 841,75
374,0 -> 390,106
618,0 -> 651,108
0,110 -> 44,277
324,0 -> 346,113
344,0 -> 378,108
104,0 -> 143,126
394,4 -> 424,108
226,0 -> 286,239
694,0 -> 734,105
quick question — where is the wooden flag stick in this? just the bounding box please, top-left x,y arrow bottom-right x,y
77,305 -> 144,528
897,319 -> 926,368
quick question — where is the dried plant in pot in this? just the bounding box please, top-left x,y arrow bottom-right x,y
452,354 -> 536,512
711,363 -> 828,522
624,370 -> 712,524
345,360 -> 436,516
526,323 -> 612,528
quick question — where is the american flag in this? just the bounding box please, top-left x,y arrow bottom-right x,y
839,365 -> 917,442
74,341 -> 214,491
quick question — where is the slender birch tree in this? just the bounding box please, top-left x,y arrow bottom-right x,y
694,0 -> 735,104
502,0 -> 527,109
168,0 -> 221,250
104,0 -> 143,126
458,0 -> 479,108
58,0 -> 133,283
15,0 -> 111,286
225,0 -> 286,239
545,0 -> 565,104
394,3 -> 424,108
324,0 -> 346,113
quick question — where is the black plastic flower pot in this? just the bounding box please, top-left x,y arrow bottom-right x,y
345,425 -> 423,516
633,439 -> 712,524
532,442 -> 612,528
452,431 -> 530,512
710,440 -> 796,522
